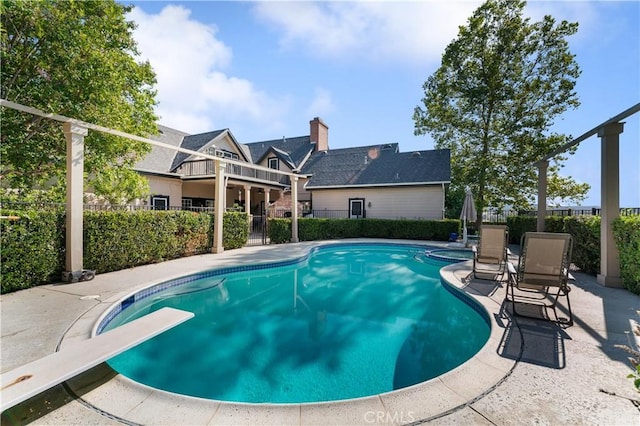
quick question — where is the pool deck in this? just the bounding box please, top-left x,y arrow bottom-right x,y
2,239 -> 639,425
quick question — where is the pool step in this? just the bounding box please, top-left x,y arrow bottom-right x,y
0,307 -> 194,412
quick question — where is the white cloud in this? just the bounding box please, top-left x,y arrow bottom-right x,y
252,1 -> 610,66
128,5 -> 287,134
252,1 -> 482,66
306,87 -> 335,117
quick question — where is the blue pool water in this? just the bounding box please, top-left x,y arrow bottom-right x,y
102,244 -> 490,403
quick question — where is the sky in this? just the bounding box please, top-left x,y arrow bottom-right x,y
123,0 -> 640,207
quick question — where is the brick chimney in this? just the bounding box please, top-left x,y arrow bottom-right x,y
310,117 -> 329,152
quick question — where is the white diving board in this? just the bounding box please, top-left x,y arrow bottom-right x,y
1,307 -> 194,412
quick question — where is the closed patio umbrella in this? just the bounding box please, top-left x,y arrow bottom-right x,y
460,188 -> 477,245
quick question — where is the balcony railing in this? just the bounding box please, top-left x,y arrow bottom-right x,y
176,159 -> 291,186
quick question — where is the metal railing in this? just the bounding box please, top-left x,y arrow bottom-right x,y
482,207 -> 640,223
176,159 -> 291,186
0,201 -> 219,213
269,209 -> 351,219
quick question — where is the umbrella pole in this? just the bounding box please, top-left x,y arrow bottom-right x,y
463,217 -> 468,245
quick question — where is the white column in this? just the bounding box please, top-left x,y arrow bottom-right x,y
244,185 -> 251,213
597,122 -> 624,287
63,122 -> 88,277
244,185 -> 252,234
264,189 -> 270,213
536,160 -> 548,232
213,160 -> 226,254
291,177 -> 299,243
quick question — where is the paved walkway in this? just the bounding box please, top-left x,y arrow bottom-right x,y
1,240 -> 639,425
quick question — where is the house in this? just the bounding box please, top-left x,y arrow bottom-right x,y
135,118 -> 450,220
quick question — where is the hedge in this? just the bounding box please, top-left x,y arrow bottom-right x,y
222,212 -> 250,249
563,216 -> 600,276
612,216 -> 640,294
0,209 -> 249,293
269,217 -> 460,243
83,210 -> 213,273
1,209 -> 65,293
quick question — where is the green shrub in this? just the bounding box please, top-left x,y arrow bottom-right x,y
85,211 -> 245,272
1,209 -> 246,292
613,216 -> 640,294
268,218 -> 292,243
84,211 -> 178,273
0,209 -> 65,293
545,216 -> 566,233
175,211 -> 213,255
298,218 -> 362,240
506,216 -> 537,244
564,216 -> 600,275
277,218 -> 460,243
222,212 -> 249,249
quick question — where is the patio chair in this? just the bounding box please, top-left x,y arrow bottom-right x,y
472,225 -> 509,280
506,232 -> 574,326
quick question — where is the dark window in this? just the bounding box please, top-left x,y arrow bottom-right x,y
349,198 -> 365,218
268,157 -> 279,169
151,195 -> 169,210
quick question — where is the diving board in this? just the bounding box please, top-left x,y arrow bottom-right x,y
1,307 -> 194,412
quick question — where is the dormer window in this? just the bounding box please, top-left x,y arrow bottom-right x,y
206,147 -> 238,160
268,157 -> 279,170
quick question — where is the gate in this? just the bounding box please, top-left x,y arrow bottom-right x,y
247,214 -> 268,246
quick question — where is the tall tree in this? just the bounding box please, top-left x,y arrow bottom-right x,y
1,0 -> 158,203
414,0 -> 589,226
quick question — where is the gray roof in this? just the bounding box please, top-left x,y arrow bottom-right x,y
134,125 -> 450,189
169,129 -> 226,172
302,145 -> 450,188
134,124 -> 188,173
244,136 -> 313,170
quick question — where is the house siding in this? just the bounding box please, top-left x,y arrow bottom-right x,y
311,186 -> 444,220
182,181 -> 214,199
147,175 -> 183,208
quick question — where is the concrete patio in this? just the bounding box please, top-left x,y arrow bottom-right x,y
1,240 -> 639,425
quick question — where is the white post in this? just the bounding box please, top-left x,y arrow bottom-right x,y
597,122 -> 624,287
536,160 -> 548,232
244,185 -> 251,214
244,185 -> 251,235
63,122 -> 88,280
264,189 -> 270,214
213,160 -> 226,254
291,177 -> 299,243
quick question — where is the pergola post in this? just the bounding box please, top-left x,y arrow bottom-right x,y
536,160 -> 548,232
291,177 -> 299,243
212,160 -> 226,254
62,122 -> 88,282
597,122 -> 624,287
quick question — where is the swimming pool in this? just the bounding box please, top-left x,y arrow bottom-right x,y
99,243 -> 490,404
